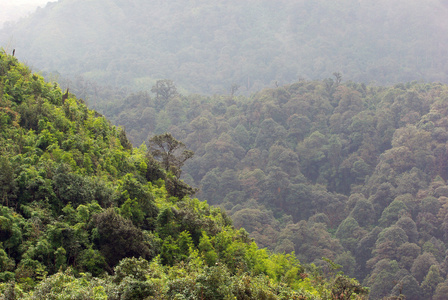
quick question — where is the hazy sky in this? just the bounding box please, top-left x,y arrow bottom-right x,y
0,0 -> 58,28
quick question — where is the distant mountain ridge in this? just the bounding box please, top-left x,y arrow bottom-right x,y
1,0 -> 448,95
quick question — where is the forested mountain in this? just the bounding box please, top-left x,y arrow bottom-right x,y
1,0 -> 448,96
100,76 -> 448,299
0,51 -> 369,299
3,1 -> 448,299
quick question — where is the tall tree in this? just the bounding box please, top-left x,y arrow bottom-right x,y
151,79 -> 177,111
148,133 -> 194,178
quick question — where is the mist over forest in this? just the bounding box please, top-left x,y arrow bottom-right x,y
2,0 -> 448,96
0,0 -> 55,29
2,1 -> 448,299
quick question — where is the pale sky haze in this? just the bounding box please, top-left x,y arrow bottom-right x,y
0,0 -> 58,28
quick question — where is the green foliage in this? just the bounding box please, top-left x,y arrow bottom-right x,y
92,208 -> 151,267
148,133 -> 194,178
77,248 -> 106,277
330,275 -> 369,300
94,75 -> 448,299
0,51 -> 371,299
378,199 -> 409,227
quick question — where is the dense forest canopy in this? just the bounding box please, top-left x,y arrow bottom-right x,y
0,51 -> 370,299
101,76 -> 448,299
1,0 -> 448,96
3,0 -> 448,299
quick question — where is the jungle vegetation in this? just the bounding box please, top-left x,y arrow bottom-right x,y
0,51 -> 368,299
3,1 -> 448,298
99,75 -> 448,300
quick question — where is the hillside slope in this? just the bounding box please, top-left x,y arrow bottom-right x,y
0,51 -> 368,298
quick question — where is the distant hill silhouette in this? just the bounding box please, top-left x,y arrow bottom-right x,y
1,0 -> 448,96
